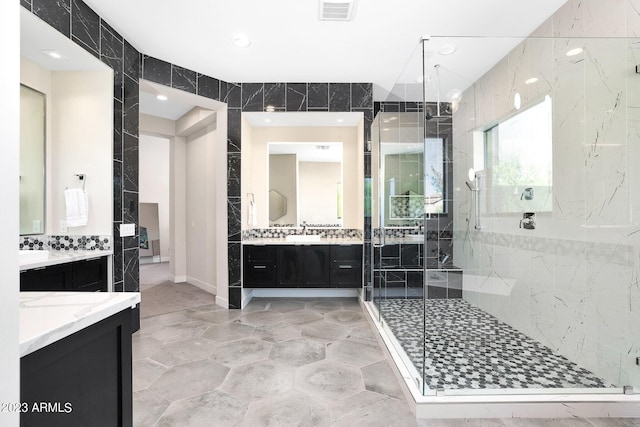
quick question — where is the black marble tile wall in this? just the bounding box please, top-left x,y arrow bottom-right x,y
286,83 -> 307,111
223,83 -> 242,108
24,0 -> 142,293
100,23 -> 124,101
113,100 -> 123,161
124,40 -> 140,81
123,133 -> 138,192
264,83 -> 286,110
113,160 -> 123,221
33,0 -> 70,38
171,65 -> 196,94
123,76 -> 139,136
329,83 -> 351,111
71,0 -> 99,55
197,74 -> 221,100
242,83 -> 264,111
142,55 -> 171,86
308,83 -> 328,110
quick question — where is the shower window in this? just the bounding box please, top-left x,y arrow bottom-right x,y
483,95 -> 553,213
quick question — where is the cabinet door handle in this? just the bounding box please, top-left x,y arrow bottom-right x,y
253,265 -> 267,269
338,265 -> 353,269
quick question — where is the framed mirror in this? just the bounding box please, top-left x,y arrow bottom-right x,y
20,84 -> 46,235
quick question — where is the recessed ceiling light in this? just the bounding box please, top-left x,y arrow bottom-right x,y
524,77 -> 539,85
514,93 -> 522,110
566,47 -> 583,57
438,44 -> 457,55
156,94 -> 168,101
265,105 -> 275,112
382,128 -> 390,132
41,49 -> 62,59
232,34 -> 251,48
336,118 -> 344,123
264,118 -> 272,123
389,116 -> 397,121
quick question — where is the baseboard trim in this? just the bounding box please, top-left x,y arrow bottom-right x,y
171,275 -> 187,283
186,276 -> 216,295
250,288 -> 358,298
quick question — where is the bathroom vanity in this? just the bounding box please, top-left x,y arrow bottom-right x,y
19,250 -> 111,292
19,291 -> 140,427
243,241 -> 363,289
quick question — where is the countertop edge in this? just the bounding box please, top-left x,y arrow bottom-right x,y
242,240 -> 364,245
20,291 -> 141,357
19,249 -> 113,271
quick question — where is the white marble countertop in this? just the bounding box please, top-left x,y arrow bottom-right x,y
19,249 -> 113,271
20,291 -> 140,357
243,238 -> 363,245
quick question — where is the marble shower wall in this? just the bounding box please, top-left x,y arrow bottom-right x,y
23,0 -> 141,293
140,58 -> 374,308
453,0 -> 640,389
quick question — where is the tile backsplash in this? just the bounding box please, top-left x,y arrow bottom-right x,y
19,235 -> 111,251
243,228 -> 362,240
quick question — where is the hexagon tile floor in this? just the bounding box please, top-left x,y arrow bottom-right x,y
132,281 -> 640,427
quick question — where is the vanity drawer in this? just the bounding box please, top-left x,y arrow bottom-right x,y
331,261 -> 362,288
243,246 -> 277,288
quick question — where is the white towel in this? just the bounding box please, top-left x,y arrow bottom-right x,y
65,188 -> 89,227
248,201 -> 257,228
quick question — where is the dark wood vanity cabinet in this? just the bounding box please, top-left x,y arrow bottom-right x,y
276,245 -> 331,287
20,256 -> 108,292
330,245 -> 363,288
244,244 -> 362,288
21,308 -> 133,427
243,246 -> 277,288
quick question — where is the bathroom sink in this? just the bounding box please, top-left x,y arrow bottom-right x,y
19,250 -> 50,262
285,235 -> 322,243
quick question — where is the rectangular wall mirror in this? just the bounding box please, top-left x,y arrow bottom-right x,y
241,111 -> 364,230
268,142 -> 343,227
20,84 -> 46,235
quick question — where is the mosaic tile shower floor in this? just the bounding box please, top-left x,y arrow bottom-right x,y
377,298 -> 613,390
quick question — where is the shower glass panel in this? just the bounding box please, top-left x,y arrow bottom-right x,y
370,34 -> 638,397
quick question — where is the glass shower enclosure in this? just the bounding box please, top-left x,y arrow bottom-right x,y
368,34 -> 639,398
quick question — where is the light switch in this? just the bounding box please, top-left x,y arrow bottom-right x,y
120,223 -> 135,237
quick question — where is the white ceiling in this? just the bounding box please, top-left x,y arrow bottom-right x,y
82,0 -> 567,99
20,9 -> 109,72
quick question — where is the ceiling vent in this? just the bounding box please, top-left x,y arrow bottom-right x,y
319,0 -> 357,21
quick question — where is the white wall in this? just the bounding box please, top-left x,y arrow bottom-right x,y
20,57 -> 113,236
185,125 -> 217,293
453,0 -> 640,389
140,134 -> 170,261
0,0 -> 20,424
299,161 -> 341,224
50,71 -> 112,235
242,123 -> 364,229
